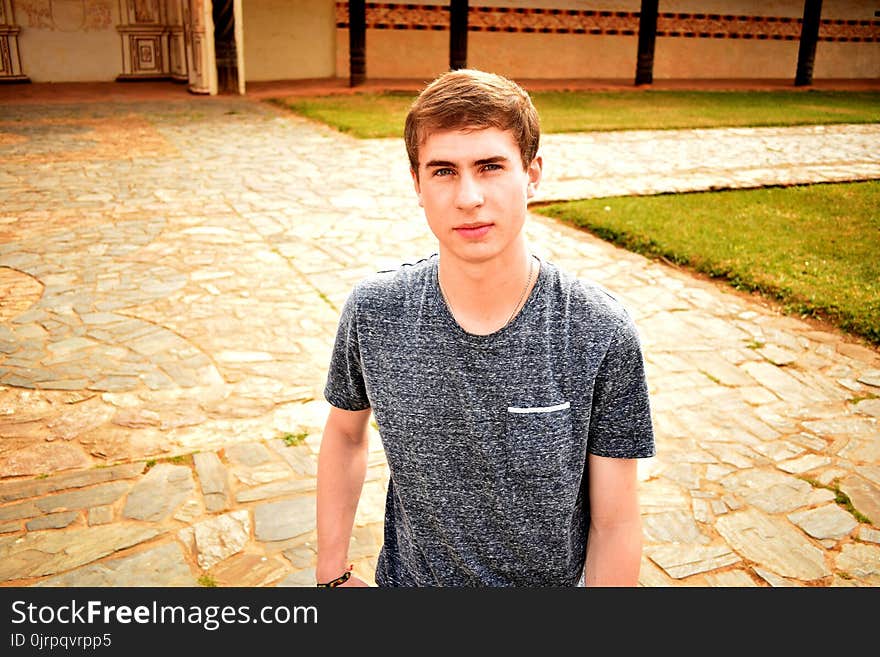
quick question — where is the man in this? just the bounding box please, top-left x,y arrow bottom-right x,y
316,69 -> 655,587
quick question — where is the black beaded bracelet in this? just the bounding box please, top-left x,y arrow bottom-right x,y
317,565 -> 353,588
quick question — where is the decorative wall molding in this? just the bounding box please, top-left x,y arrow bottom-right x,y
16,0 -> 113,32
0,0 -> 28,82
166,0 -> 185,80
114,0 -> 193,83
116,0 -> 171,80
334,2 -> 880,42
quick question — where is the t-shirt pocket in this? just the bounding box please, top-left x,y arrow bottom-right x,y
504,401 -> 572,478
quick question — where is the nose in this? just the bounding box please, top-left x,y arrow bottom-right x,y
454,172 -> 484,210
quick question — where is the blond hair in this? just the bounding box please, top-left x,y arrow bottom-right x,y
404,69 -> 540,175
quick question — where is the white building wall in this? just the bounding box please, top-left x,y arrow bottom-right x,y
15,0 -> 122,82
242,0 -> 336,81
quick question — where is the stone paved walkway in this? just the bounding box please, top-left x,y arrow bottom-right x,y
1,90 -> 879,587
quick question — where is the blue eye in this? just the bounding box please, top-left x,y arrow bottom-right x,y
433,168 -> 454,177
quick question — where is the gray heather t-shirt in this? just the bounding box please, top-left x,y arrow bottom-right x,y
324,253 -> 655,587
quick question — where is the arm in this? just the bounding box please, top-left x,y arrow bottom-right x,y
583,454 -> 643,587
316,405 -> 372,586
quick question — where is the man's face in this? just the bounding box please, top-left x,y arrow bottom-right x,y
412,126 -> 542,266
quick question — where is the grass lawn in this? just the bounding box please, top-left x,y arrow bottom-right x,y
268,90 -> 880,138
532,181 -> 880,347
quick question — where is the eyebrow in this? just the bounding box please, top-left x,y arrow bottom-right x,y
424,155 -> 510,168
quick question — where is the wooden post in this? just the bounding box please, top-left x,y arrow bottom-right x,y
634,0 -> 659,86
795,0 -> 823,86
449,0 -> 468,70
349,0 -> 366,86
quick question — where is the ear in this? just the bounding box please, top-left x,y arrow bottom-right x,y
526,154 -> 542,200
411,168 -> 423,207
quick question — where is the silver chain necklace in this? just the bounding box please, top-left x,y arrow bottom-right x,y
439,254 -> 537,330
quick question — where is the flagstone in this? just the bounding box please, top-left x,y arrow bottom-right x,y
187,510 -> 250,570
33,541 -> 196,587
855,465 -> 880,487
787,504 -> 858,540
212,552 -> 289,587
267,439 -> 317,476
835,543 -> 880,585
26,510 -> 79,530
642,509 -> 708,544
122,463 -> 195,522
276,568 -> 316,587
193,451 -> 230,512
0,524 -> 163,582
715,508 -> 830,580
738,386 -> 780,405
750,439 -> 805,463
46,398 -> 115,440
233,462 -> 292,486
753,567 -> 799,587
88,505 -> 114,526
854,399 -> 880,418
0,462 -> 141,503
645,543 -> 740,579
282,542 -> 317,570
838,435 -> 880,462
837,343 -> 880,364
777,454 -> 833,474
788,432 -> 829,452
704,570 -> 759,587
858,526 -> 880,544
837,475 -> 880,526
36,480 -> 129,513
0,441 -> 90,477
636,479 -> 689,512
719,469 -> 819,513
741,361 -> 829,405
226,442 -> 274,466
802,417 -> 879,439
254,496 -> 315,543
756,344 -> 799,366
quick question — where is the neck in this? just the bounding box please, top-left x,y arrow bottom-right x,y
437,241 -> 538,335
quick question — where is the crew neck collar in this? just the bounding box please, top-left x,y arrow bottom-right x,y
430,253 -> 547,344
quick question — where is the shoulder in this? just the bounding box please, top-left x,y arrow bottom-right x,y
350,254 -> 436,314
542,260 -> 636,338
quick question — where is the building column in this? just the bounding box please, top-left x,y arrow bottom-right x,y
634,0 -> 659,85
349,0 -> 366,86
183,0 -> 217,95
0,0 -> 28,83
449,0 -> 468,70
795,0 -> 823,86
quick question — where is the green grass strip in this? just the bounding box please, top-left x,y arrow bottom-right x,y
268,90 -> 880,139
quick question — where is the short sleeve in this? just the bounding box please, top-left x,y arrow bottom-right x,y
587,315 -> 655,459
323,285 -> 371,411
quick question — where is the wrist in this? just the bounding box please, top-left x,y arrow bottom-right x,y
316,563 -> 353,588
316,560 -> 350,582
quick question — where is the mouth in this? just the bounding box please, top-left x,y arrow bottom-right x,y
453,222 -> 493,239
